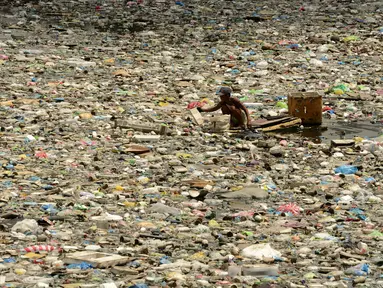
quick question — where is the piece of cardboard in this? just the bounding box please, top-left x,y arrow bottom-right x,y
190,108 -> 204,125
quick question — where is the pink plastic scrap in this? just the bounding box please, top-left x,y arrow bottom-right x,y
187,100 -> 208,109
277,203 -> 300,215
35,149 -> 48,159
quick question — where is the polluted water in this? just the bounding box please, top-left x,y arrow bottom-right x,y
276,119 -> 383,143
0,0 -> 382,287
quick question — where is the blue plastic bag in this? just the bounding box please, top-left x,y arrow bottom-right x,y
41,204 -> 58,215
67,262 -> 93,270
3,257 -> 16,263
334,165 -> 358,175
346,263 -> 370,276
365,177 -> 375,183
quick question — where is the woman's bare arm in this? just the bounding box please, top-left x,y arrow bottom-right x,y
200,102 -> 222,112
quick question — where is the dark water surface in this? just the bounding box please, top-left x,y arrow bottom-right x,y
279,119 -> 383,143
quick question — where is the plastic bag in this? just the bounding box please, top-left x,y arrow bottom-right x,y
331,84 -> 350,95
277,203 -> 300,215
11,219 -> 38,233
343,35 -> 360,42
345,263 -> 369,276
241,243 -> 282,259
276,101 -> 288,109
67,262 -> 94,270
334,165 -> 358,175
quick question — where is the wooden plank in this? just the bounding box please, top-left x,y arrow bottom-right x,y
252,117 -> 293,128
132,135 -> 160,142
125,144 -> 150,154
111,266 -> 139,275
262,118 -> 302,132
331,139 -> 355,147
64,252 -> 131,268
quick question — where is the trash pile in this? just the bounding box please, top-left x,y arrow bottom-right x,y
0,0 -> 383,287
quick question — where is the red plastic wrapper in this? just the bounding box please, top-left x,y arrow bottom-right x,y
187,100 -> 208,110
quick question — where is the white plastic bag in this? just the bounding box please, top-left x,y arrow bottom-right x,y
241,243 -> 282,259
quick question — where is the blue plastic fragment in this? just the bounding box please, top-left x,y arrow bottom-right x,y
129,284 -> 149,288
5,164 -> 14,170
159,256 -> 171,265
365,177 -> 375,183
2,181 -> 13,188
128,260 -> 141,268
3,258 -> 16,263
66,262 -> 94,270
287,44 -> 300,49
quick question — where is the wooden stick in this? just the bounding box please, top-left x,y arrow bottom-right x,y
262,118 -> 302,132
